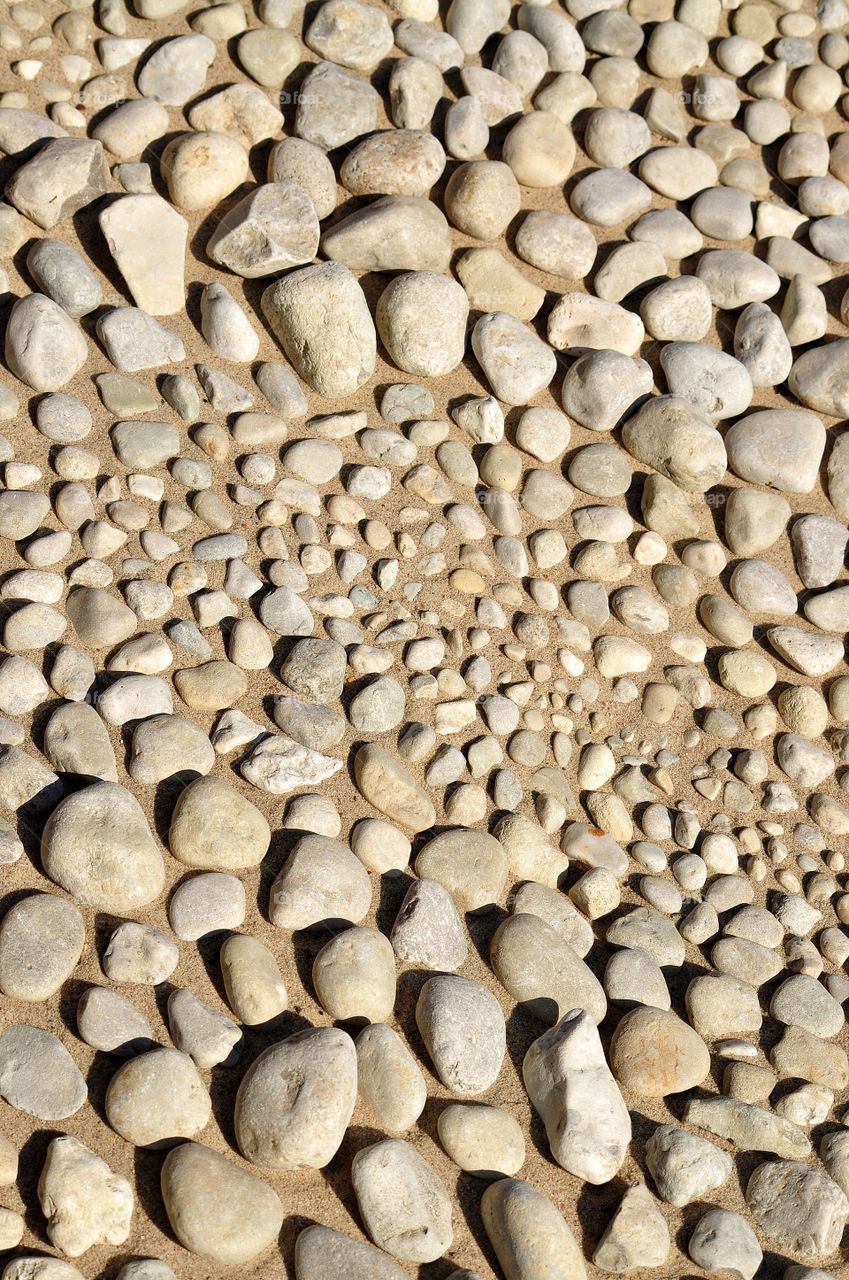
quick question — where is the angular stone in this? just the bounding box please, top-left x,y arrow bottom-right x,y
207,183 -> 319,278
99,195 -> 187,315
6,138 -> 108,229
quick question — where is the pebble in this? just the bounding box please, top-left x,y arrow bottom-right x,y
38,1136 -> 133,1257
416,975 -> 505,1095
352,1139 -> 452,1263
106,1048 -> 211,1147
160,1142 -> 283,1265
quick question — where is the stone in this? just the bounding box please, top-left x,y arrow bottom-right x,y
160,1143 -> 283,1265
726,409 -> 826,494
103,922 -> 178,986
416,828 -> 506,911
41,782 -> 163,912
327,194 -> 453,273
523,1010 -> 630,1184
352,1139 -> 452,1264
356,1024 -> 427,1135
622,397 -> 726,493
106,1048 -> 210,1147
645,1126 -> 734,1206
234,1029 -> 348,1172
481,1179 -> 587,1280
269,833 -> 370,929
471,312 -> 556,405
169,777 -> 269,871
161,131 -> 248,212
294,1225 -> 408,1280
354,743 -> 436,832
261,263 -> 376,398
6,138 -> 108,229
437,1104 -> 525,1179
610,1007 -> 711,1097
416,975 -> 505,1095
0,893 -> 84,1001
594,1184 -> 670,1272
38,1136 -> 133,1256
5,295 -> 87,392
390,879 -> 467,971
168,873 -> 245,941
688,1209 -> 762,1280
208,183 -> 319,279
685,1097 -> 811,1159
28,240 -> 102,317
376,272 -> 468,377
76,987 -> 155,1057
0,1025 -> 86,1121
746,1161 -> 848,1258
99,196 -> 187,315
313,927 -> 395,1024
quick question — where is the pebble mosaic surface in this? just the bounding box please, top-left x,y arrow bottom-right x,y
0,0 -> 848,1277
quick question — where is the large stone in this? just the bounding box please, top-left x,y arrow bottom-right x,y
522,1010 -> 631,1183
6,138 -> 108,229
354,743 -> 436,832
38,1136 -> 133,1257
161,1142 -> 283,1265
621,396 -> 727,493
610,1007 -> 711,1097
0,1025 -> 86,1121
351,1139 -> 452,1264
491,913 -> 607,1024
746,1160 -> 849,1258
482,1179 -> 587,1280
235,1026 -> 357,1170
169,777 -> 270,870
99,195 -> 187,315
207,182 -> 319,278
261,263 -> 375,398
725,409 -> 826,494
41,782 -> 164,912
5,295 -> 87,392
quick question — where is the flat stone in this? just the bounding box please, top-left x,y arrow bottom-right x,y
0,1025 -> 86,1121
105,1048 -> 211,1148
100,195 -> 187,316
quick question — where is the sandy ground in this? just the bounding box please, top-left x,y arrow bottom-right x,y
0,1 -> 847,1277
